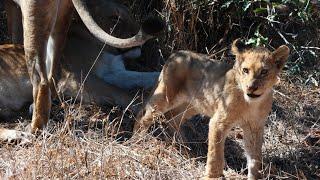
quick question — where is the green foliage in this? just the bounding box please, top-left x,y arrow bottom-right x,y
246,26 -> 269,47
130,0 -> 319,81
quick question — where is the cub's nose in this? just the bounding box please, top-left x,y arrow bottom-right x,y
247,84 -> 258,92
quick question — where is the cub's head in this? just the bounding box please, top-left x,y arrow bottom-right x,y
231,39 -> 290,101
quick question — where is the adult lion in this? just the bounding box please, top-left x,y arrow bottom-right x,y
3,0 -> 163,133
0,0 -> 161,143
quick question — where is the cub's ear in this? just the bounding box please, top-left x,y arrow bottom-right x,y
272,45 -> 290,69
231,38 -> 250,56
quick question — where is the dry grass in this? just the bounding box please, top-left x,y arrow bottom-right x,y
0,124 -> 203,179
0,100 -> 230,179
0,102 -> 207,179
0,79 -> 319,179
0,0 -> 319,179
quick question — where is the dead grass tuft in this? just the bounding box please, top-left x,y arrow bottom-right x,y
0,0 -> 319,179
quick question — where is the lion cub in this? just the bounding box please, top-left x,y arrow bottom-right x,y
133,39 -> 290,179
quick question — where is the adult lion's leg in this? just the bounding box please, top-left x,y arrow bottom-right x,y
22,0 -> 59,133
47,0 -> 73,88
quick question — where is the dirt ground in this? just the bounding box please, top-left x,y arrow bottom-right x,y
0,1 -> 319,179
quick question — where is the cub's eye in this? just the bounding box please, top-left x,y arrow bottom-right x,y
242,68 -> 249,74
261,69 -> 268,75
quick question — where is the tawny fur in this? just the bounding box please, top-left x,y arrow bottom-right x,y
4,0 -> 160,133
0,1 -> 159,143
0,44 -> 133,118
133,39 -> 290,179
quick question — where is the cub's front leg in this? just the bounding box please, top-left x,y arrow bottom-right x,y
205,111 -> 233,179
241,122 -> 265,180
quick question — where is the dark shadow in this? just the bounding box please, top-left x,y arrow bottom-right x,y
179,115 -> 247,172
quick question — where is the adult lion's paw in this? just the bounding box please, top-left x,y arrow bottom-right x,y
0,128 -> 34,146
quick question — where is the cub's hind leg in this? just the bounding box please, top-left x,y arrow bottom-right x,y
164,104 -> 198,156
165,103 -> 197,133
133,80 -> 185,133
133,59 -> 189,133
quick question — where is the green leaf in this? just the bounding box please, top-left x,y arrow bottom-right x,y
253,8 -> 267,14
221,1 -> 233,9
246,38 -> 257,45
243,1 -> 252,12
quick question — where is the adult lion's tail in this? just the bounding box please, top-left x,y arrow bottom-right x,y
72,0 -> 165,48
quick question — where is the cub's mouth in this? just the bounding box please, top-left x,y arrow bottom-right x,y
247,93 -> 262,98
